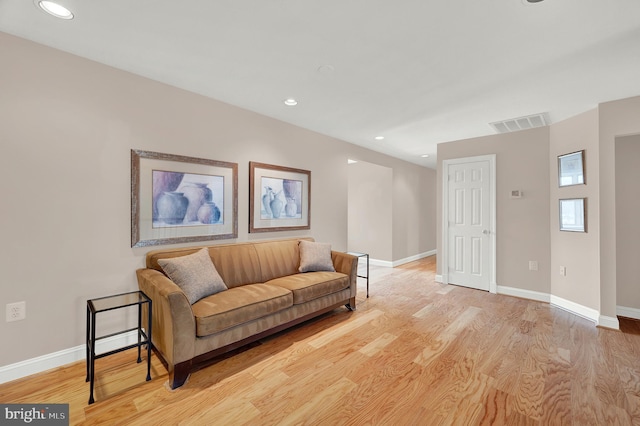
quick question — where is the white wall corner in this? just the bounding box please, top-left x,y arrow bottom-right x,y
598,315 -> 620,330
550,295 -> 599,324
497,286 -> 550,303
0,330 -> 139,385
617,305 -> 640,320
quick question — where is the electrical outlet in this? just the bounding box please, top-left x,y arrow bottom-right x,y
6,301 -> 26,322
529,261 -> 538,271
559,266 -> 566,276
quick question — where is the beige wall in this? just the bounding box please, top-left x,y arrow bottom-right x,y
549,109 -> 600,310
0,32 -> 436,367
599,96 -> 640,318
615,134 -> 640,310
347,161 -> 393,261
437,127 -> 551,293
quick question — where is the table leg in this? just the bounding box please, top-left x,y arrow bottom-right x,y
85,306 -> 90,382
366,254 -> 370,298
136,304 -> 142,364
88,311 -> 96,405
146,300 -> 152,381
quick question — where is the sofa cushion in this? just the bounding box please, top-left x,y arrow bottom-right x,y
208,244 -> 262,288
267,272 -> 349,304
298,240 -> 335,272
191,284 -> 293,336
254,239 -> 301,282
157,248 -> 228,304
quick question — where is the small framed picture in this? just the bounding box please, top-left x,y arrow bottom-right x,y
558,150 -> 585,187
249,162 -> 310,233
559,198 -> 587,233
131,150 -> 238,247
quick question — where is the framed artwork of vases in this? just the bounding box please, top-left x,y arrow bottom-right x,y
131,150 -> 238,247
249,161 -> 310,233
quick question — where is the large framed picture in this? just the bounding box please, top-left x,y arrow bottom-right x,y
559,198 -> 587,233
131,150 -> 238,247
249,161 -> 310,233
558,150 -> 585,187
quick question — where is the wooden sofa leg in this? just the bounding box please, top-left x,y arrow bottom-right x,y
345,297 -> 356,311
169,362 -> 191,389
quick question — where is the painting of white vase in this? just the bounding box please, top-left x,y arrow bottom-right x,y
260,177 -> 302,220
248,161 -> 310,233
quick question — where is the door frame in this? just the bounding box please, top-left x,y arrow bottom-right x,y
442,154 -> 497,293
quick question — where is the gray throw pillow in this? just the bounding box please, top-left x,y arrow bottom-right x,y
298,240 -> 336,272
158,248 -> 227,304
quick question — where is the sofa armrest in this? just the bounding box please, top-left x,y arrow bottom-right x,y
331,251 -> 358,302
136,268 -> 196,369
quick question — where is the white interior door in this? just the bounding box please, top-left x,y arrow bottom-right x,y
445,157 -> 494,291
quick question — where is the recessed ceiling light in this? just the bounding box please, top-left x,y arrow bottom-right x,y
526,0 -> 544,2
421,154 -> 430,158
283,98 -> 298,106
347,159 -> 358,164
36,1 -> 74,19
317,65 -> 335,75
374,136 -> 384,140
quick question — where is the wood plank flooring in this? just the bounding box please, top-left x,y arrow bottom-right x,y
1,256 -> 640,425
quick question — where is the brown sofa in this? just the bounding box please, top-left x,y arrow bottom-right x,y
136,238 -> 358,389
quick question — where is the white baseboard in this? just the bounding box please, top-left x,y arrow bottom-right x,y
0,330 -> 139,385
550,295 -> 599,324
617,305 -> 640,320
392,250 -> 436,267
598,315 -> 620,330
497,286 -> 550,303
369,258 -> 393,268
435,274 -> 443,283
369,249 -> 436,268
496,288 -> 619,329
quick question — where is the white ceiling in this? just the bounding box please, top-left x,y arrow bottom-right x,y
2,0 -> 640,168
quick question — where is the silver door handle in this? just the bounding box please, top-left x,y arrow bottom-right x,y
483,229 -> 490,235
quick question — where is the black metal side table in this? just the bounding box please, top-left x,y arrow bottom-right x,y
86,291 -> 152,404
347,251 -> 370,297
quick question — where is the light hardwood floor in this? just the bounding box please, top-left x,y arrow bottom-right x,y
1,256 -> 639,425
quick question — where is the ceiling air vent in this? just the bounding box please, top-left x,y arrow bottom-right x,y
490,112 -> 549,134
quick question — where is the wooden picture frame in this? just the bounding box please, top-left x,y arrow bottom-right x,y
131,149 -> 238,247
558,150 -> 585,187
249,161 -> 310,233
559,198 -> 587,233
